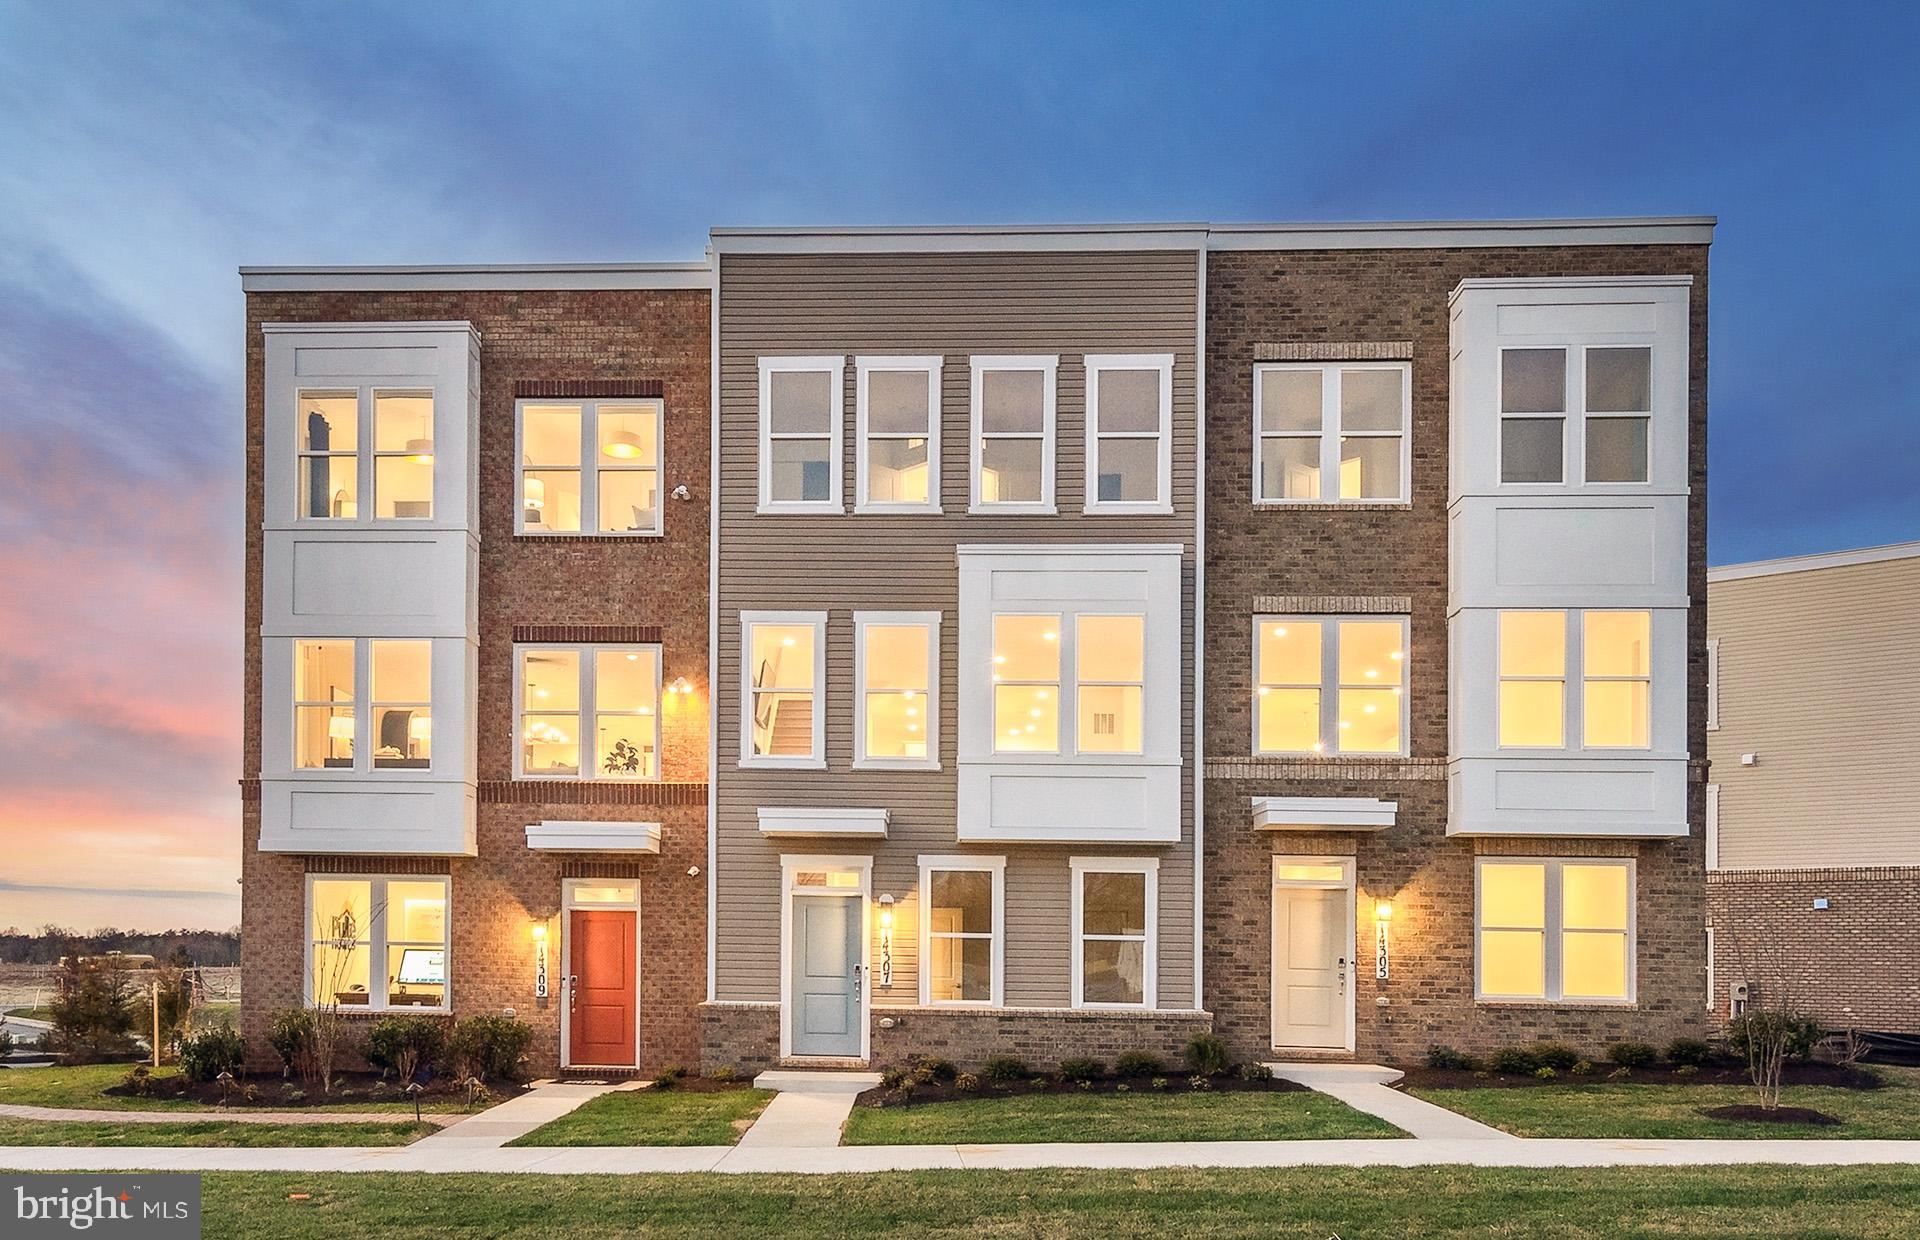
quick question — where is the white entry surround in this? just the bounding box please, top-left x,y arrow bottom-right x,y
1446,278 -> 1691,837
955,543 -> 1184,844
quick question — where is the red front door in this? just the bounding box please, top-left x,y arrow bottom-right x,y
568,909 -> 637,1067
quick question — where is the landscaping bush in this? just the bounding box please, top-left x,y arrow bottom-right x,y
1606,1041 -> 1658,1069
880,1065 -> 909,1090
449,1015 -> 534,1082
1113,1051 -> 1163,1078
1530,1042 -> 1581,1071
267,1007 -> 316,1082
1666,1037 -> 1715,1067
1489,1046 -> 1540,1075
1057,1056 -> 1104,1083
1425,1045 -> 1480,1072
954,1072 -> 979,1093
1728,1011 -> 1823,1064
120,1065 -> 155,1096
1571,1059 -> 1594,1076
654,1064 -> 688,1089
1184,1032 -> 1230,1077
982,1055 -> 1027,1083
1533,1065 -> 1557,1080
1149,1076 -> 1169,1091
1187,1074 -> 1212,1091
1237,1062 -> 1273,1082
0,1026 -> 14,1061
913,1055 -> 958,1083
49,957 -> 139,1063
179,1022 -> 246,1082
366,1015 -> 448,1084
706,1065 -> 738,1084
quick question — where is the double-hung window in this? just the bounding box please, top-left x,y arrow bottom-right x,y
1476,858 -> 1634,1003
991,613 -> 1146,756
1498,610 -> 1651,749
1254,363 -> 1408,502
919,856 -> 1004,1005
516,399 -> 664,535
1254,617 -> 1407,755
1084,353 -> 1173,513
1071,857 -> 1157,1008
855,612 -> 939,768
1499,346 -> 1653,485
969,355 -> 1056,513
741,612 -> 826,767
298,389 -> 435,520
307,875 -> 449,1012
855,357 -> 941,512
759,357 -> 844,512
516,645 -> 662,779
293,639 -> 432,771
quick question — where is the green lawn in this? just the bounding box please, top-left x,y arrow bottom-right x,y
196,1167 -> 1920,1238
3,1007 -> 52,1022
841,1089 -> 1402,1145
508,1088 -> 774,1147
1410,1066 -> 1920,1139
0,1117 -> 432,1148
0,1064 -> 469,1114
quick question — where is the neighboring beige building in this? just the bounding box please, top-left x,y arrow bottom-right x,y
1706,541 -> 1920,1034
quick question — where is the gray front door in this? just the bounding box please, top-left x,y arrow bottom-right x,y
791,894 -> 862,1057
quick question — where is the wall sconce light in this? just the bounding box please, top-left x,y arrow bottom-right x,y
877,894 -> 895,988
531,920 -> 550,999
1373,899 -> 1393,980
1374,900 -> 1393,922
672,484 -> 691,501
668,676 -> 693,696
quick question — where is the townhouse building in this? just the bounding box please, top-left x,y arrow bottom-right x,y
238,216 -> 1712,1077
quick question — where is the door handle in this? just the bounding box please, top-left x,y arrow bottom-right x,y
568,975 -> 579,1010
1337,958 -> 1347,991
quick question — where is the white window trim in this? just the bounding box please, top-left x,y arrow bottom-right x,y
853,611 -> 941,771
1497,344 -> 1656,489
292,638 -> 432,775
777,854 -> 872,1062
1705,926 -> 1716,1011
514,397 -> 666,537
560,878 -> 641,1070
968,354 -> 1058,515
1496,609 -> 1653,753
1069,855 -> 1159,1010
917,854 -> 1005,1007
1251,615 -> 1409,757
1473,857 -> 1637,1006
758,355 -> 846,514
1705,783 -> 1720,871
1705,638 -> 1720,731
295,386 -> 437,524
512,643 -> 664,781
740,610 -> 828,770
1251,362 -> 1411,505
854,356 -> 943,514
303,873 -> 450,1015
1083,353 -> 1174,515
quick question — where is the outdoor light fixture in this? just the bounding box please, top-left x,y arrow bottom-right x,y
668,676 -> 693,696
1374,899 -> 1393,980
1374,900 -> 1393,922
877,894 -> 895,988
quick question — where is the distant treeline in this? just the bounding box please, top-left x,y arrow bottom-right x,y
0,927 -> 241,967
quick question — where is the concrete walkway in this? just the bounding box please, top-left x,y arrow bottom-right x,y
1267,1061 -> 1515,1141
406,1080 -> 629,1150
739,1071 -> 880,1149
0,1103 -> 462,1128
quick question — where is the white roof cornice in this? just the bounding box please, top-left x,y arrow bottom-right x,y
1710,540 -> 1920,583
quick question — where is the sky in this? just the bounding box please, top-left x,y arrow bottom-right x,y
0,0 -> 1914,932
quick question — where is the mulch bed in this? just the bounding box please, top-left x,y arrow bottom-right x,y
858,1073 -> 1304,1109
644,1076 -> 758,1095
1702,1104 -> 1842,1126
103,1070 -> 529,1109
1401,1061 -> 1880,1091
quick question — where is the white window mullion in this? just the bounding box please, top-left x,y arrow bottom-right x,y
580,405 -> 600,533
1320,370 -> 1341,497
1565,611 -> 1586,751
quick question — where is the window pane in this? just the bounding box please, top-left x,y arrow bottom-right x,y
981,369 -> 1044,433
522,649 -> 581,710
864,625 -> 929,691
1500,681 -> 1565,747
1257,687 -> 1320,752
1586,347 -> 1651,412
313,940 -> 372,1007
521,405 -> 581,466
596,713 -> 657,778
1340,369 -> 1403,432
750,625 -> 815,690
930,871 -> 993,933
1584,612 -> 1650,677
1082,872 -> 1147,936
769,370 -> 833,434
300,454 -> 359,519
1480,930 -> 1545,997
295,705 -> 355,769
1586,417 -> 1649,483
1258,369 -> 1321,432
1480,863 -> 1546,928
373,392 -> 432,452
1501,349 -> 1566,413
310,880 -> 371,941
867,437 -> 930,504
373,706 -> 430,766
868,370 -> 931,435
1081,939 -> 1145,1005
1276,863 -> 1346,882
598,406 -> 658,466
865,691 -> 928,759
1078,684 -> 1142,753
521,714 -> 580,775
1562,931 -> 1628,999
770,438 -> 833,503
388,881 -> 447,942
1563,864 -> 1629,931
295,641 -> 355,703
1095,369 -> 1161,433
993,684 -> 1057,752
864,625 -> 930,759
387,945 -> 445,1007
929,932 -> 992,1003
1259,437 -> 1321,500
374,456 -> 433,519
1338,621 -> 1404,687
1339,436 -> 1401,500
1500,612 -> 1565,677
752,693 -> 811,757
1094,437 -> 1158,503
1337,688 -> 1400,753
372,641 -> 430,702
993,615 -> 1059,681
1077,615 -> 1144,683
1585,680 -> 1650,747
979,437 -> 1043,503
597,648 -> 659,713
522,469 -> 582,532
1501,418 -> 1565,483
300,393 -> 357,452
1259,620 -> 1321,685
598,468 -> 659,533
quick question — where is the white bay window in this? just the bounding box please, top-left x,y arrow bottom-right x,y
293,638 -> 431,772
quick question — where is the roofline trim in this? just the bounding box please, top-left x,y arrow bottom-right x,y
1210,216 -> 1715,251
1709,539 -> 1920,583
240,262 -> 713,292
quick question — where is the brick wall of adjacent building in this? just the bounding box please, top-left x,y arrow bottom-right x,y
241,287 -> 711,1077
1707,867 -> 1920,1034
1201,244 -> 1712,1064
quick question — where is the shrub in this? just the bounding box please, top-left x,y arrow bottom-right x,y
1571,1060 -> 1594,1076
982,1055 -> 1027,1083
1607,1066 -> 1632,1080
707,1066 -> 738,1084
0,1027 -> 14,1061
654,1064 -> 688,1089
1726,1011 -> 1823,1064
1115,1082 -> 1130,1093
1184,1032 -> 1230,1077
1533,1065 -> 1557,1080
449,1016 -> 534,1082
1425,1045 -> 1480,1072
1237,1062 -> 1274,1082
910,1066 -> 936,1085
1150,1076 -> 1169,1091
1057,1056 -> 1104,1083
1187,1074 -> 1212,1091
954,1072 -> 979,1093
49,958 -> 139,1064
179,1022 -> 246,1083
1114,1051 -> 1164,1078
880,1066 -> 909,1090
913,1055 -> 958,1083
1666,1037 -> 1714,1067
1489,1047 -> 1540,1075
266,1008 -> 316,1081
1606,1041 -> 1658,1069
1674,1064 -> 1699,1077
366,1015 -> 447,1084
1530,1042 -> 1581,1071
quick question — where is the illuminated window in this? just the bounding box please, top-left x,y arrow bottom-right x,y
1254,616 -> 1407,755
293,640 -> 356,769
856,358 -> 940,512
1476,859 -> 1632,1002
297,392 -> 358,519
372,391 -> 435,519
1084,355 -> 1172,511
970,356 -> 1056,512
920,857 -> 1003,1005
517,645 -> 661,779
1583,611 -> 1651,747
517,399 -> 662,535
1499,610 -> 1652,749
308,875 -> 449,1012
1254,363 -> 1409,502
1499,611 -> 1566,747
857,614 -> 939,766
1072,859 -> 1157,1008
371,641 -> 432,769
297,388 -> 435,521
743,614 -> 825,765
293,639 -> 430,772
1076,615 -> 1144,754
759,357 -> 843,510
992,615 -> 1060,753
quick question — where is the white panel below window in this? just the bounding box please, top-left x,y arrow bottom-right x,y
959,766 -> 1180,844
261,782 -> 476,855
1448,757 -> 1687,838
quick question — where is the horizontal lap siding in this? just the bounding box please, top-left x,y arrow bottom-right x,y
715,250 -> 1199,1008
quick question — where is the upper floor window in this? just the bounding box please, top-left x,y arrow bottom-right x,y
1254,617 -> 1406,755
759,357 -> 844,512
1499,346 -> 1652,485
855,357 -> 941,513
1254,363 -> 1408,503
517,399 -> 663,535
308,875 -> 449,1012
298,389 -> 435,521
1476,858 -> 1633,1003
293,638 -> 432,771
969,356 -> 1056,513
1498,610 -> 1650,749
1084,353 -> 1173,513
516,645 -> 661,779
855,612 -> 939,768
991,612 -> 1145,756
742,612 -> 826,767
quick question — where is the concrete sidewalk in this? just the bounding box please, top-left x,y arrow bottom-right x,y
0,1103 -> 462,1128
1266,1062 -> 1514,1141
406,1080 -> 627,1150
738,1071 -> 880,1149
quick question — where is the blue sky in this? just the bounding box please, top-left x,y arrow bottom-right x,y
0,0 -> 1913,929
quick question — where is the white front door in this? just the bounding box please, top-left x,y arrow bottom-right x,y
1272,884 -> 1351,1050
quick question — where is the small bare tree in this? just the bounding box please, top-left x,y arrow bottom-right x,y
1720,907 -> 1821,1111
307,900 -> 384,1097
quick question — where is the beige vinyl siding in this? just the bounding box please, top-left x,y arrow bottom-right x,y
715,250 -> 1200,1009
1707,555 -> 1920,869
